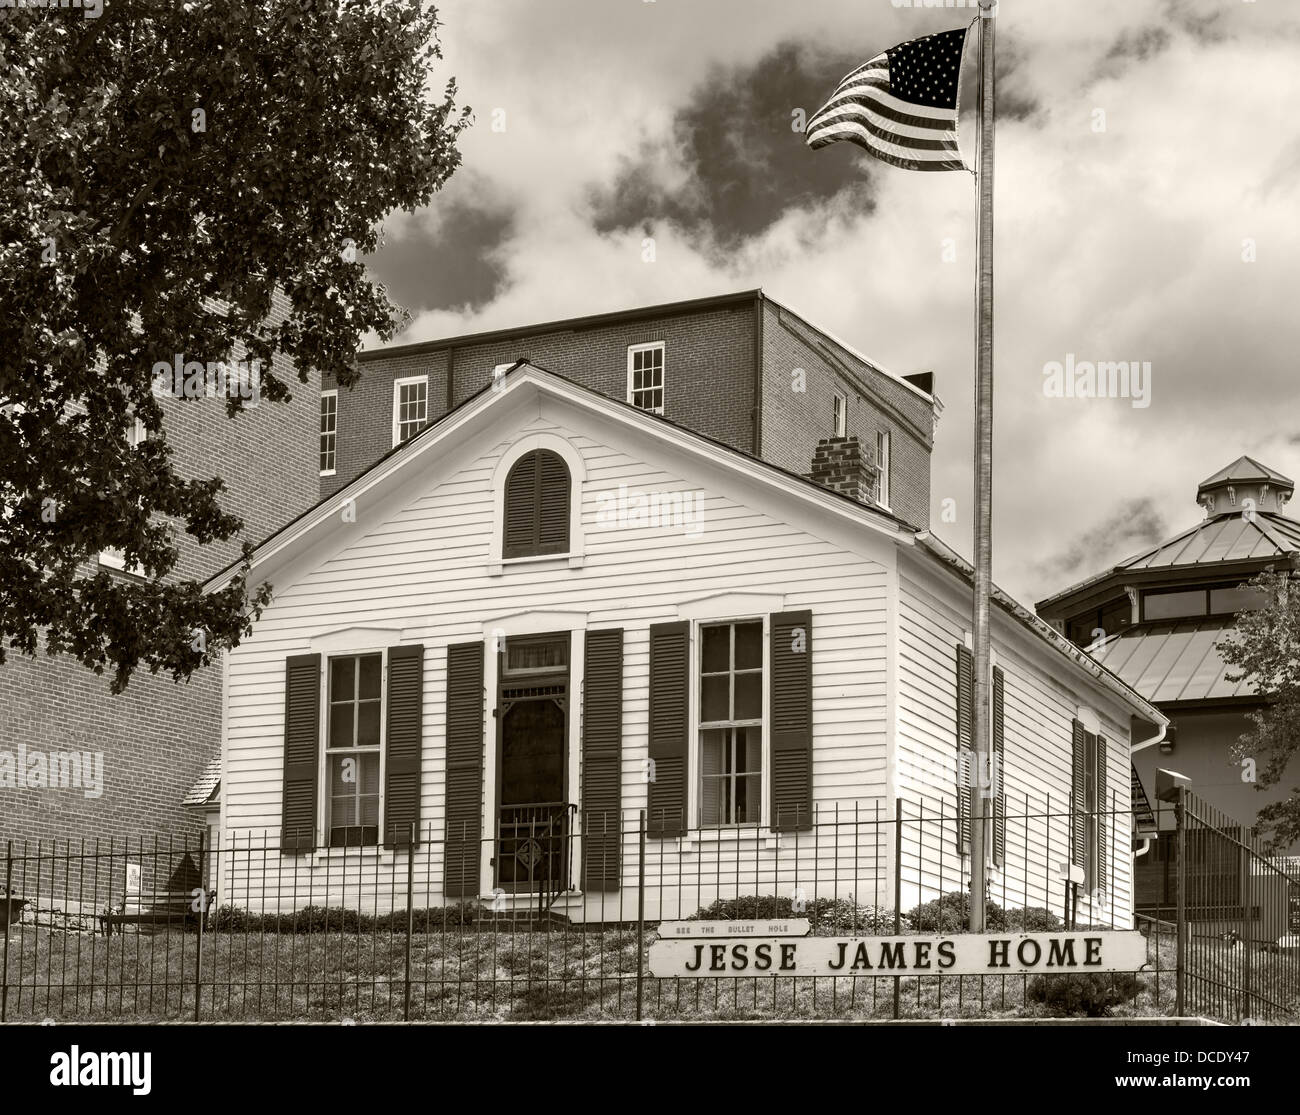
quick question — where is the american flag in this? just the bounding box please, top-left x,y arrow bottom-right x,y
806,27 -> 971,172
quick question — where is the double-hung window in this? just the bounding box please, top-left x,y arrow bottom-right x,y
875,430 -> 892,508
833,393 -> 847,438
699,620 -> 763,826
100,416 -> 147,573
326,653 -> 382,847
319,390 -> 337,475
392,376 -> 428,447
627,343 -> 665,414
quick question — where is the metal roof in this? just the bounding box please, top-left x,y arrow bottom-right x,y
1089,620 -> 1257,704
1123,512 -> 1300,571
1198,455 -> 1294,493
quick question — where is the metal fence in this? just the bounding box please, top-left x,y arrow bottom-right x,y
0,797 -> 1293,1022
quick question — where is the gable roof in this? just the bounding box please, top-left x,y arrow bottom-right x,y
206,361 -> 1163,727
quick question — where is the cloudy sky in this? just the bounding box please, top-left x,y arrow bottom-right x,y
363,0 -> 1300,606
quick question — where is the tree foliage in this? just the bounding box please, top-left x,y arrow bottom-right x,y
0,0 -> 468,691
1217,568 -> 1300,850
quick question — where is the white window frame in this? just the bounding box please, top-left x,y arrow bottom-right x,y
318,648 -> 387,850
391,375 -> 429,448
319,389 -> 338,476
626,342 -> 665,415
833,392 -> 847,438
99,416 -> 148,574
686,613 -> 770,831
876,429 -> 892,510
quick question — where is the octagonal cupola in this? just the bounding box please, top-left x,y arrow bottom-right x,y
1197,456 -> 1294,518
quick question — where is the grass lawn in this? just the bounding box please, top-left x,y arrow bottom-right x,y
6,918 -> 1285,1023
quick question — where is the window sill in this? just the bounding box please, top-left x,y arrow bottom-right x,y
679,829 -> 781,852
487,553 -> 585,576
319,469 -> 336,478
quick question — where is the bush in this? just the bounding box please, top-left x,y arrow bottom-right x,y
906,892 -> 1007,933
1002,907 -> 1063,932
687,895 -> 899,934
1027,972 -> 1145,1017
208,902 -> 482,933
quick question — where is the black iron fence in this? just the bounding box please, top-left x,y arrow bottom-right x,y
0,797 -> 1293,1022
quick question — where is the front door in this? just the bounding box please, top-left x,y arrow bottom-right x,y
495,634 -> 570,893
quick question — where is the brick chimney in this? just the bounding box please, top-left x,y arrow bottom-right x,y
807,437 -> 879,504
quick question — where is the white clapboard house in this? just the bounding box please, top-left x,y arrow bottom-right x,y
207,363 -> 1166,925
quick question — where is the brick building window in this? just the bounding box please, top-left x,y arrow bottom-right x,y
875,430 -> 892,509
392,376 -> 428,447
833,393 -> 847,438
627,343 -> 665,414
319,390 -> 337,476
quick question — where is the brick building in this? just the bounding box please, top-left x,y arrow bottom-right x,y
0,292 -> 321,850
321,291 -> 939,529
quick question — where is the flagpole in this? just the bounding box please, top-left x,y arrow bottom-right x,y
969,0 -> 997,932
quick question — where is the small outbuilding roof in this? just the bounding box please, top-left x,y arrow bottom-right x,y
182,756 -> 221,807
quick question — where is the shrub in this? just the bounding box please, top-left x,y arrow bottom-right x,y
906,892 -> 1007,933
686,895 -> 899,935
1027,972 -> 1145,1017
209,902 -> 482,933
1002,907 -> 1063,932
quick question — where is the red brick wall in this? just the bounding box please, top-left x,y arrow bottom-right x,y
760,301 -> 934,528
323,304 -> 757,497
0,289 -> 319,847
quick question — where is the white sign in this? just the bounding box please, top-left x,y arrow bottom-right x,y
657,919 -> 811,939
648,932 -> 1148,978
125,863 -> 141,896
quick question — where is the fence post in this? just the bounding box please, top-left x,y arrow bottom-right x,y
193,829 -> 204,1023
1240,826 -> 1252,1022
1175,786 -> 1186,1018
404,822 -> 415,1023
893,798 -> 902,1021
636,810 -> 646,1023
2,840 -> 11,1023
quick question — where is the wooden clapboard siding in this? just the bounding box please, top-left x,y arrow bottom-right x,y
894,553 -> 1136,924
220,412 -> 894,912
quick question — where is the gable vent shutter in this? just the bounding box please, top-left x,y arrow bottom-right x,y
992,666 -> 1006,867
384,644 -> 424,849
503,454 -> 537,558
443,642 -> 485,897
536,450 -> 570,554
1070,719 -> 1086,869
281,654 -> 321,854
770,611 -> 813,832
647,621 -> 689,837
1096,734 -> 1109,892
955,643 -> 974,855
581,628 -> 624,890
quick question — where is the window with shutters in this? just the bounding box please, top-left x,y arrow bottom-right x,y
1071,724 -> 1108,892
392,375 -> 428,447
627,342 -> 665,414
325,653 -> 383,847
502,449 -> 571,558
698,620 -> 764,826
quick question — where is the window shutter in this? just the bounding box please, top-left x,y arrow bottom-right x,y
581,628 -> 623,890
281,654 -> 321,855
383,644 -> 424,849
1070,719 -> 1086,868
992,665 -> 1006,867
503,454 -> 537,558
1096,734 -> 1109,892
955,643 -> 973,855
502,449 -> 570,558
443,642 -> 484,897
647,621 -> 689,837
536,450 -> 570,554
770,611 -> 813,832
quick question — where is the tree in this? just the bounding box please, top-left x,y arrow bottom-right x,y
0,0 -> 469,692
1217,568 -> 1300,850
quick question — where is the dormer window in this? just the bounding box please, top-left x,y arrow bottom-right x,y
503,449 -> 570,558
